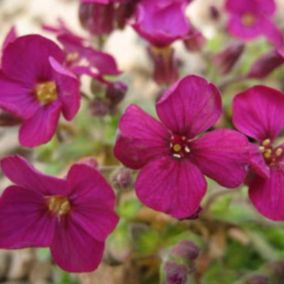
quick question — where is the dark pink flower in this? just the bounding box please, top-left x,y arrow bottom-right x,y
43,20 -> 121,81
0,155 -> 118,272
0,35 -> 80,147
133,0 -> 190,47
225,0 -> 284,48
233,86 -> 284,220
114,75 -> 249,218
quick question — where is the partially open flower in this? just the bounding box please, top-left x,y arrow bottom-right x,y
0,155 -> 118,272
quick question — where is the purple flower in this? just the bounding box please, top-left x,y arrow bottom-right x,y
43,20 -> 121,81
114,75 -> 249,218
0,155 -> 118,272
133,0 -> 190,47
225,0 -> 284,48
233,86 -> 284,220
0,34 -> 80,147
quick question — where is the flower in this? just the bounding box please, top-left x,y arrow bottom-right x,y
233,86 -> 284,220
0,155 -> 118,272
133,0 -> 190,47
0,34 -> 80,147
114,75 -> 249,218
225,0 -> 284,48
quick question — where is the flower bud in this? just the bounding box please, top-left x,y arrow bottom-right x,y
115,0 -> 139,29
112,168 -> 133,189
213,42 -> 245,74
172,240 -> 200,262
148,45 -> 179,85
164,261 -> 188,284
247,49 -> 284,79
183,28 -> 206,52
209,5 -> 220,21
246,275 -> 269,284
105,81 -> 127,106
89,98 -> 110,116
79,2 -> 114,35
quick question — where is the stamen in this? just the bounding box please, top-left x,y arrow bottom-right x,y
241,13 -> 256,27
184,146 -> 190,153
275,148 -> 283,157
264,149 -> 272,159
35,81 -> 58,105
259,146 -> 265,153
173,144 -> 182,152
48,196 -> 71,216
262,139 -> 271,146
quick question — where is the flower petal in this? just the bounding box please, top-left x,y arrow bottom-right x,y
50,216 -> 105,272
0,72 -> 39,119
114,104 -> 169,169
2,35 -> 64,86
232,85 -> 284,141
19,102 -> 62,147
156,75 -> 222,138
249,167 -> 284,220
0,185 -> 55,248
135,156 -> 207,219
190,129 -> 249,188
1,155 -> 69,195
67,164 -> 118,241
49,57 -> 80,120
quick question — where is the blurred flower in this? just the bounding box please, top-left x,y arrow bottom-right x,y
225,0 -> 284,48
112,167 -> 133,189
164,261 -> 188,284
172,240 -> 200,263
246,275 -> 269,284
0,155 -> 118,272
183,28 -> 207,52
247,49 -> 284,79
213,42 -> 245,74
0,35 -> 80,147
89,97 -> 110,117
148,45 -> 179,85
233,86 -> 284,220
133,0 -> 190,47
105,81 -> 128,106
114,75 -> 249,218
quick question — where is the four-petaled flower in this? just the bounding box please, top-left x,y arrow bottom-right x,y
225,0 -> 284,49
0,34 -> 81,147
233,86 -> 284,221
114,75 -> 249,219
0,155 -> 119,272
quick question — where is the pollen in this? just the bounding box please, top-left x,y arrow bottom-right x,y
47,196 -> 71,216
173,144 -> 182,152
35,81 -> 58,105
241,13 -> 256,27
262,139 -> 271,146
66,52 -> 80,63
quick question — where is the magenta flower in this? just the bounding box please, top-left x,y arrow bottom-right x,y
114,75 -> 249,218
0,155 -> 118,272
233,86 -> 284,221
0,35 -> 80,147
225,0 -> 284,48
133,0 -> 190,47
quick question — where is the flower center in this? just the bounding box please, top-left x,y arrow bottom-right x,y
241,13 -> 256,27
47,196 -> 71,216
35,81 -> 58,105
259,138 -> 283,166
66,52 -> 80,64
170,134 -> 191,159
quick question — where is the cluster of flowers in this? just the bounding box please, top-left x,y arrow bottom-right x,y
0,0 -> 283,275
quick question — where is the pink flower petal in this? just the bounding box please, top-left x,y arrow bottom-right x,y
0,186 -> 55,248
19,102 -> 62,147
135,156 -> 207,219
50,216 -> 105,272
2,26 -> 17,50
232,85 -> 284,141
156,75 -> 222,138
190,129 -> 249,188
2,35 -> 64,86
249,167 -> 284,220
262,20 -> 284,50
67,164 -> 118,241
1,155 -> 69,195
0,73 -> 39,119
49,57 -> 80,120
114,104 -> 169,169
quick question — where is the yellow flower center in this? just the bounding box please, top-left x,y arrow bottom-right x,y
35,81 -> 58,105
259,138 -> 283,166
47,196 -> 71,216
241,13 -> 256,27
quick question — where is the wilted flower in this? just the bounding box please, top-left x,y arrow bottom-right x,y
133,0 -> 190,47
0,35 -> 80,147
0,155 -> 118,272
233,85 -> 284,220
225,0 -> 284,48
114,75 -> 249,218
213,42 -> 245,75
247,49 -> 284,79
